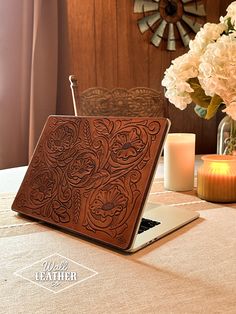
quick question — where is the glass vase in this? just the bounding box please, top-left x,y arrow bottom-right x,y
217,115 -> 236,155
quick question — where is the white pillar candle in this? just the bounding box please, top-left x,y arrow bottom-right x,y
164,133 -> 196,191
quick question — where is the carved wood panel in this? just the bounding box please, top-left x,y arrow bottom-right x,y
78,87 -> 165,117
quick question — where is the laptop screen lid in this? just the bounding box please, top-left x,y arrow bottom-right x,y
12,116 -> 170,250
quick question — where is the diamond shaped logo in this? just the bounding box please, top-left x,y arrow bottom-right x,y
14,253 -> 98,293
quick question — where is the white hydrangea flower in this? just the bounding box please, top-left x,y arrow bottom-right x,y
189,22 -> 226,55
198,33 -> 236,119
162,1 -> 236,121
221,1 -> 236,26
161,52 -> 199,110
223,102 -> 236,120
198,33 -> 236,96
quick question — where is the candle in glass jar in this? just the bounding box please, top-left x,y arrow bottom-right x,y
197,155 -> 236,202
164,133 -> 196,191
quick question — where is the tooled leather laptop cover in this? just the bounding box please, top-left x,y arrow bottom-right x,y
12,116 -> 169,250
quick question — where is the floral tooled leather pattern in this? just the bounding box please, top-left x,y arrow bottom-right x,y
47,125 -> 74,153
90,186 -> 127,218
67,152 -> 97,186
30,171 -> 55,203
111,128 -> 145,161
13,116 -> 165,248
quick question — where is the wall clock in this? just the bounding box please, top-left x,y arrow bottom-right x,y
134,0 -> 207,50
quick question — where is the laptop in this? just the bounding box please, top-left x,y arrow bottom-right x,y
12,116 -> 199,252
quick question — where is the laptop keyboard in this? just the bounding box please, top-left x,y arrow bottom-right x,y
138,218 -> 161,234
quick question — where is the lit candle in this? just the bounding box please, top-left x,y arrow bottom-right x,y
164,133 -> 196,191
197,155 -> 236,202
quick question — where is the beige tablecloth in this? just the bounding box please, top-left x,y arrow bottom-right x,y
1,178 -> 236,314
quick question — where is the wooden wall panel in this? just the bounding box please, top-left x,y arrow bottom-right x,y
57,0 -> 233,153
57,0 -> 97,115
68,0 -> 96,90
220,0 -> 233,16
117,0 -> 149,87
57,0 -> 72,115
94,0 -> 118,87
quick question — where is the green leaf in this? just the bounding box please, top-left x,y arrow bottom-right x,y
205,94 -> 223,120
226,18 -> 234,34
194,105 -> 207,118
188,77 -> 212,108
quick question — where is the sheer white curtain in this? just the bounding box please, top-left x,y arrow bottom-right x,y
0,0 -> 58,169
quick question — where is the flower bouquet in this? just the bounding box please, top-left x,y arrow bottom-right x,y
162,2 -> 236,154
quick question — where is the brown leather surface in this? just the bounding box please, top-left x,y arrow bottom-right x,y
12,116 -> 169,250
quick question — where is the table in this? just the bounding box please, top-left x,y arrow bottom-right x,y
1,158 -> 236,314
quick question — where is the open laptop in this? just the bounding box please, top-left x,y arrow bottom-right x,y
12,116 -> 199,252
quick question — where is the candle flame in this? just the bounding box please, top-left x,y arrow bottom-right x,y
210,162 -> 230,175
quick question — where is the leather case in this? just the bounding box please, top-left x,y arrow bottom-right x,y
12,116 -> 169,250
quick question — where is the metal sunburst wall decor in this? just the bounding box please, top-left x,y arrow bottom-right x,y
134,0 -> 206,51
